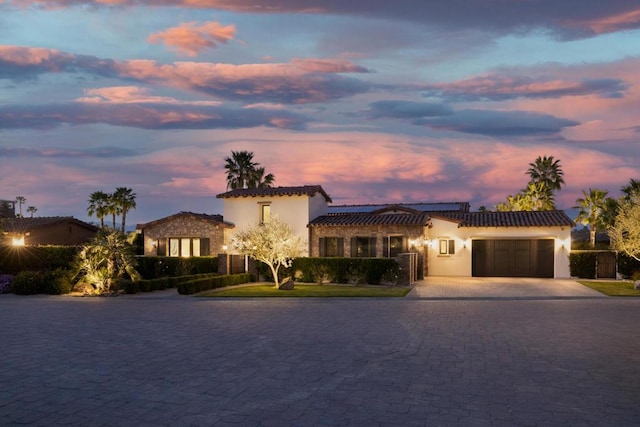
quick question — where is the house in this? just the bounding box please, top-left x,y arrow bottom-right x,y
0,217 -> 99,246
136,212 -> 234,257
218,185 -> 573,278
216,185 -> 332,256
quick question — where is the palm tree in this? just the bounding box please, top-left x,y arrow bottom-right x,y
14,196 -> 26,217
225,151 -> 258,190
522,182 -> 555,211
527,155 -> 565,192
621,178 -> 640,201
249,166 -> 275,189
113,187 -> 137,233
26,206 -> 37,218
105,193 -> 118,230
87,191 -> 109,228
575,188 -> 609,247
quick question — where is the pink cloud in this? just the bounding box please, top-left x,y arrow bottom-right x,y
76,86 -> 222,105
147,21 -> 236,57
565,8 -> 640,34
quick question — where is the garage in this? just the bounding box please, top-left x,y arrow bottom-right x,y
472,239 -> 555,278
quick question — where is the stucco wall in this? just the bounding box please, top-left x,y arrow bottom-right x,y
142,217 -> 229,256
223,195 -> 314,256
428,218 -> 571,278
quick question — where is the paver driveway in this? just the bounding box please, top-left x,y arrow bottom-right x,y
1,290 -> 640,426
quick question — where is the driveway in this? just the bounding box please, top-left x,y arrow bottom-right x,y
409,276 -> 606,299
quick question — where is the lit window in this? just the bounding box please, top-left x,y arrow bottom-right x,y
319,237 -> 344,257
167,238 -> 207,257
439,239 -> 455,255
384,236 -> 405,258
260,203 -> 271,223
169,238 -> 179,257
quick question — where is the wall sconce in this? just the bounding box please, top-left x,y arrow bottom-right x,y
12,236 -> 25,246
222,244 -> 228,253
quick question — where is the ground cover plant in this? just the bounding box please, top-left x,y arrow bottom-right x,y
197,283 -> 411,298
577,281 -> 640,297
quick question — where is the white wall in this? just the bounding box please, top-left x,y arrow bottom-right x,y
223,194 -> 315,256
428,218 -> 571,278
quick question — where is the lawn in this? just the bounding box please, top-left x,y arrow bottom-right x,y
578,281 -> 640,297
198,283 -> 411,297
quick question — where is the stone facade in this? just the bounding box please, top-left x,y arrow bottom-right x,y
138,213 -> 232,256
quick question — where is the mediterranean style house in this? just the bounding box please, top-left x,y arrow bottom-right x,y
139,185 -> 574,279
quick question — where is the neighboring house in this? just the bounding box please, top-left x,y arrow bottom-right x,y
136,212 -> 233,257
0,217 -> 99,246
216,185 -> 332,257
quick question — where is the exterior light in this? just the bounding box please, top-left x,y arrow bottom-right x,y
12,236 -> 25,246
222,244 -> 228,253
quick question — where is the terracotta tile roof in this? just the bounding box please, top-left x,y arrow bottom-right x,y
1,217 -> 99,233
216,185 -> 332,202
137,211 -> 232,230
328,202 -> 470,214
310,212 -> 430,227
432,210 -> 575,228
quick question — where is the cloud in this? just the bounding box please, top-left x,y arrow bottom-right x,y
415,109 -> 580,137
421,75 -> 628,102
0,101 -> 309,130
0,46 -> 371,103
76,86 -> 222,105
366,101 -> 453,119
0,146 -> 137,158
147,21 -> 236,57
6,1 -> 640,39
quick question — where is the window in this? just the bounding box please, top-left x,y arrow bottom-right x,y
164,238 -> 210,257
439,239 -> 455,255
351,236 -> 377,257
319,237 -> 344,257
383,236 -> 406,258
260,203 -> 271,223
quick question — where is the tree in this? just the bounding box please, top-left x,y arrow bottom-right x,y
527,155 -> 565,192
113,187 -> 137,233
73,229 -> 141,294
231,216 -> 301,288
14,196 -> 26,217
87,191 -> 109,228
621,178 -> 640,201
575,188 -> 609,247
106,193 -> 118,229
609,194 -> 640,261
522,182 -> 555,211
26,206 -> 37,218
224,150 -> 276,190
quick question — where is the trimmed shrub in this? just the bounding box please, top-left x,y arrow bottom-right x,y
178,273 -> 252,295
617,253 -> 640,279
135,256 -> 218,279
0,274 -> 13,294
12,271 -> 49,295
0,246 -> 79,275
569,252 -> 597,279
292,257 -> 400,286
123,273 -> 220,294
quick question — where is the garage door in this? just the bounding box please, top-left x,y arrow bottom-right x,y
472,239 -> 554,278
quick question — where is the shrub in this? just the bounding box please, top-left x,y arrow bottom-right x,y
617,253 -> 640,279
12,271 -> 49,295
292,257 -> 400,286
0,274 -> 13,294
0,246 -> 79,275
569,252 -> 597,279
123,273 -> 220,294
135,256 -> 218,279
178,273 -> 252,295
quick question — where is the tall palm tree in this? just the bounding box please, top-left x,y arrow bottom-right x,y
87,191 -> 109,228
527,155 -> 565,192
14,196 -> 26,217
26,206 -> 37,218
113,187 -> 137,233
621,178 -> 640,201
575,188 -> 609,247
105,193 -> 118,230
249,166 -> 275,189
522,182 -> 555,211
224,151 -> 258,190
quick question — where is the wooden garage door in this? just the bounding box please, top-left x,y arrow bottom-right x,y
472,239 -> 554,278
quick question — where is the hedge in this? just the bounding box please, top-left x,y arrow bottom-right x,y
617,253 -> 640,279
569,252 -> 597,279
291,257 -> 400,286
178,273 -> 252,295
11,269 -> 73,295
135,256 -> 218,279
123,272 -> 220,294
0,246 -> 79,275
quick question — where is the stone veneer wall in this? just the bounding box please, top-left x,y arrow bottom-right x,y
309,224 -> 427,257
143,217 -> 229,256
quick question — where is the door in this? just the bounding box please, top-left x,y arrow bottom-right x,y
472,239 -> 554,278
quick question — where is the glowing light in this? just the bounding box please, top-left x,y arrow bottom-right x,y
12,236 -> 25,246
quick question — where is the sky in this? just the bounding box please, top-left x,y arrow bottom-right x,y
1,0 -> 639,226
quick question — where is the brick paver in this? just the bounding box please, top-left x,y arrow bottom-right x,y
1,288 -> 639,426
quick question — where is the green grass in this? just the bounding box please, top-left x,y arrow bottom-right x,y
578,281 -> 640,297
197,283 -> 411,298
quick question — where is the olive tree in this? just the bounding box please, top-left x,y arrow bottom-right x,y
231,216 -> 301,288
609,194 -> 640,262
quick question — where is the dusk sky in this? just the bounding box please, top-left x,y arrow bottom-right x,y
2,0 -> 639,226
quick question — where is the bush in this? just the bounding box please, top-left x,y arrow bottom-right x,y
617,253 -> 640,279
0,246 -> 79,275
0,274 -> 13,294
569,252 -> 597,279
292,257 -> 400,286
124,272 -> 221,294
178,273 -> 252,295
135,256 -> 218,279
12,271 -> 48,295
